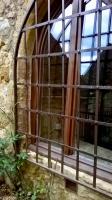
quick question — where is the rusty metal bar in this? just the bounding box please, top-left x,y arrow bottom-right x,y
17,129 -> 112,163
16,44 -> 112,58
75,0 -> 82,182
60,0 -> 65,173
34,0 -> 39,163
24,31 -> 29,152
22,3 -> 112,32
48,0 -> 52,168
17,82 -> 112,91
18,106 -> 112,128
65,31 -> 112,40
93,0 -> 102,188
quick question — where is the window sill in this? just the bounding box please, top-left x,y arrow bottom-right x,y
28,142 -> 112,184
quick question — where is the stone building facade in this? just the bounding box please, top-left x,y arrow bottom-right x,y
0,0 -> 112,200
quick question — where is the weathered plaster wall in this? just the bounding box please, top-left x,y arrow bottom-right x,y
0,1 -> 111,200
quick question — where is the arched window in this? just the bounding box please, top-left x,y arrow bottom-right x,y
14,0 -> 112,197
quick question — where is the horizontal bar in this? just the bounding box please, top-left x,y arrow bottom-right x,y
22,4 -> 112,32
16,45 -> 112,59
17,82 -> 112,90
17,106 -> 112,127
30,143 -> 112,175
17,129 -> 112,164
63,31 -> 112,40
18,106 -> 112,127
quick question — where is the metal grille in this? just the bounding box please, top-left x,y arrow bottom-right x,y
14,0 -> 112,197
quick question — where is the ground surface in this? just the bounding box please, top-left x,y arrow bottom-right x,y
0,184 -> 16,200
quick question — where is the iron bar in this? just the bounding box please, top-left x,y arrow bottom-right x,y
17,82 -> 112,91
17,106 -> 112,128
22,3 -> 112,32
61,0 -> 65,173
34,0 -> 39,163
16,44 -> 112,58
17,129 -> 112,163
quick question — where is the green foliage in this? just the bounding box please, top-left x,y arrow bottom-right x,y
16,178 -> 47,200
0,132 -> 28,189
0,108 -> 56,199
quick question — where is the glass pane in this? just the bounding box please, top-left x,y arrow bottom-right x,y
50,88 -> 62,113
81,51 -> 97,62
37,0 -> 48,23
65,4 -> 72,17
51,21 -> 62,41
101,9 -> 110,33
79,122 -> 94,155
109,33 -> 112,44
40,88 -> 49,112
94,36 -> 98,48
82,13 -> 95,36
80,89 -> 95,120
100,49 -> 112,86
110,16 -> 112,31
60,23 -> 71,42
101,34 -> 107,47
97,126 -> 112,151
81,37 -> 92,50
81,63 -> 91,76
40,107 -> 63,143
81,51 -> 97,85
98,91 -> 112,123
65,42 -> 70,52
35,57 -> 48,84
85,0 -> 97,11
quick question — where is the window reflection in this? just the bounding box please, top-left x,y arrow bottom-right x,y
47,0 -> 112,149
51,1 -> 112,75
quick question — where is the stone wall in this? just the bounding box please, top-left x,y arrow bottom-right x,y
22,160 -> 111,200
0,0 -> 30,135
0,1 -> 112,200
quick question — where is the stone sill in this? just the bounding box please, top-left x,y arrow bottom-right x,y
27,150 -> 112,198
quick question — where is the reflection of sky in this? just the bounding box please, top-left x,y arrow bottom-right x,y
51,0 -> 112,75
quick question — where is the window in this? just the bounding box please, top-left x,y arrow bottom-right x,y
14,0 -> 112,197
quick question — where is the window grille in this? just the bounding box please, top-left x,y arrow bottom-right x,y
14,0 -> 112,197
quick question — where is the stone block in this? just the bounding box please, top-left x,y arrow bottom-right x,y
0,18 -> 10,36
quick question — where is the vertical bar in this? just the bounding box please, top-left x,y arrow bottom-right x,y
61,0 -> 65,173
93,0 -> 101,188
24,31 -> 29,152
29,57 -> 32,136
35,0 -> 39,162
48,0 -> 51,168
75,0 -> 82,181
